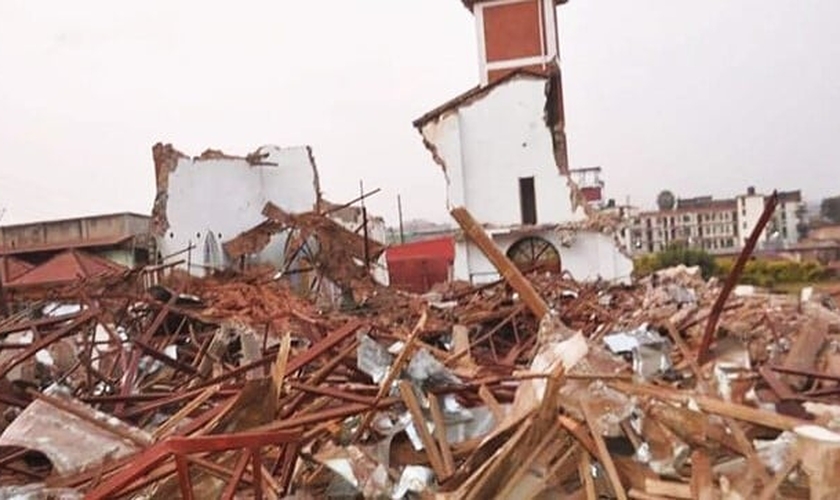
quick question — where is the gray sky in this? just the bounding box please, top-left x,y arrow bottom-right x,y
1,0 -> 838,226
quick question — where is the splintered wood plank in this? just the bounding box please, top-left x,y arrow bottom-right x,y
354,310 -> 427,441
690,450 -> 715,500
797,426 -> 840,500
450,206 -> 549,320
272,332 -> 292,400
580,402 -> 628,500
579,452 -> 597,500
627,489 -> 671,500
558,415 -> 599,458
759,365 -> 796,401
757,446 -> 802,500
609,380 -> 808,431
220,450 -> 251,500
428,392 -> 456,477
399,381 -> 447,480
478,384 -> 504,424
644,478 -> 692,499
153,384 -> 220,440
780,321 -> 827,390
661,321 -> 772,485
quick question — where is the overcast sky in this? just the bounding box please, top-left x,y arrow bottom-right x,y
1,0 -> 838,226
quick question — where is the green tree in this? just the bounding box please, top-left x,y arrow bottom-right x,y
656,244 -> 717,279
820,195 -> 840,224
633,244 -> 717,280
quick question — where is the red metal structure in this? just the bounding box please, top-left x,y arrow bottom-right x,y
386,236 -> 454,293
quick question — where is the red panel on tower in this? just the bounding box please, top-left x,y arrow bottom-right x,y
482,1 -> 543,62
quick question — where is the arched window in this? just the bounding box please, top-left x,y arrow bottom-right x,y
203,230 -> 222,270
505,236 -> 561,273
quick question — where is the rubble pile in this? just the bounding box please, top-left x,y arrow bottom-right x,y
2,233 -> 840,499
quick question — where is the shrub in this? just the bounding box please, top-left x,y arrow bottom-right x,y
713,257 -> 830,287
633,244 -> 717,280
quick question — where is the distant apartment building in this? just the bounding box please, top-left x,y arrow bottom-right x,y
625,187 -> 804,255
569,167 -> 605,210
736,188 -> 803,248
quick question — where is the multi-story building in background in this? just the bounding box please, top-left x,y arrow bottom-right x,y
736,188 -> 803,248
0,212 -> 153,295
624,187 -> 804,255
569,167 -> 605,210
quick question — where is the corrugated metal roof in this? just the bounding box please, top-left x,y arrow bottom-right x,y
5,249 -> 126,288
386,236 -> 455,263
0,234 -> 133,256
1,256 -> 35,284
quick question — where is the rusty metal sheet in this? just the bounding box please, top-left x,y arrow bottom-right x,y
0,387 -> 150,476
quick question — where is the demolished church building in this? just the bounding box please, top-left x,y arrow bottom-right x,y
151,143 -> 389,302
414,0 -> 633,284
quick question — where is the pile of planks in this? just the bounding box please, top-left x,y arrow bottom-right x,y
0,210 -> 839,499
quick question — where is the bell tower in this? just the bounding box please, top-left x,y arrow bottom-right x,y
462,0 -> 568,85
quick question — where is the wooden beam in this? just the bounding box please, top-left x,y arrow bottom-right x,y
581,402 -> 628,500
757,446 -> 801,500
797,427 -> 840,499
610,380 -> 808,431
578,451 -> 597,500
690,450 -> 715,500
450,207 -> 549,319
780,321 -> 827,390
399,380 -> 448,481
643,478 -> 692,499
428,392 -> 456,477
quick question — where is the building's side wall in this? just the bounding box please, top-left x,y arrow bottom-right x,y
0,213 -> 149,251
737,195 -> 767,246
421,78 -> 586,229
80,216 -> 127,241
420,113 -> 467,210
157,146 -> 319,275
454,229 -> 632,285
777,200 -> 801,244
125,214 -> 152,238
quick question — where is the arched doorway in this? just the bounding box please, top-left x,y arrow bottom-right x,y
505,236 -> 561,273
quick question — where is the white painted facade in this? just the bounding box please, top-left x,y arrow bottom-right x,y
418,74 -> 633,284
736,193 -> 767,246
420,76 -> 587,227
775,197 -> 803,245
455,230 -> 633,284
737,191 -> 804,249
157,146 -> 320,275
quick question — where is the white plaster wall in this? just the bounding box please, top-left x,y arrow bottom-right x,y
780,201 -> 801,244
421,115 -> 466,208
453,239 -> 471,282
738,195 -> 767,246
158,146 -> 319,275
454,229 -> 633,285
421,77 -> 587,226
